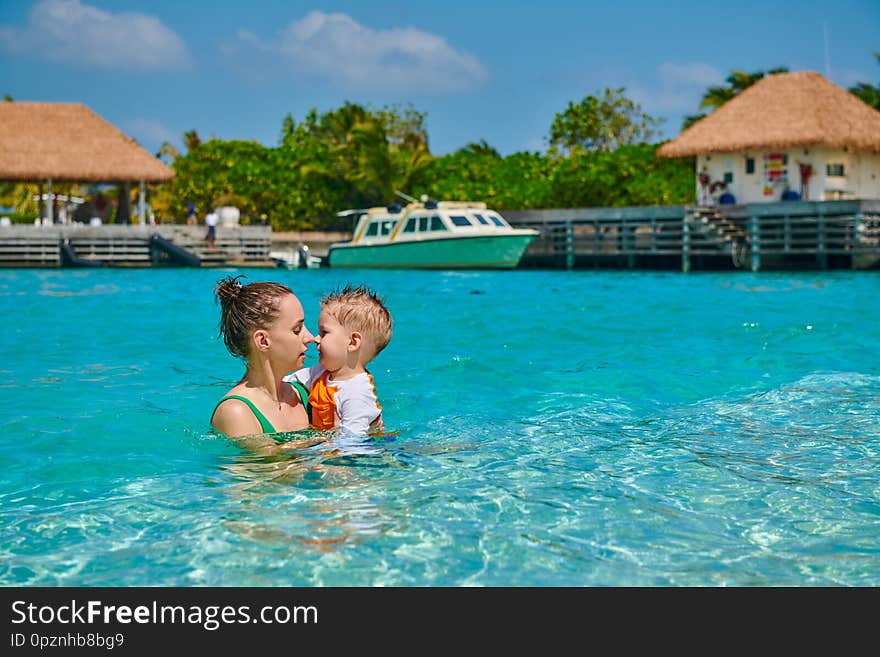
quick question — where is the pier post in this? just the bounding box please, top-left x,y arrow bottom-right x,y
681,213 -> 691,273
783,214 -> 791,253
854,206 -> 863,254
46,179 -> 53,224
138,181 -> 146,226
564,220 -> 574,269
817,205 -> 827,269
749,214 -> 761,271
624,219 -> 635,268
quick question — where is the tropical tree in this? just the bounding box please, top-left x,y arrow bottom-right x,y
682,67 -> 789,130
549,143 -> 692,208
549,87 -> 663,155
459,140 -> 500,158
183,129 -> 201,153
156,141 -> 180,164
283,102 -> 433,211
849,52 -> 880,110
157,97 -> 696,228
411,146 -> 552,209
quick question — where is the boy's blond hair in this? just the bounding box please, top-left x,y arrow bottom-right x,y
321,284 -> 393,359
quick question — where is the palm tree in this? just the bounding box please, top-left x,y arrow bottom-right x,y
699,68 -> 789,112
156,141 -> 180,163
682,67 -> 789,130
461,140 -> 501,157
681,113 -> 706,131
849,52 -> 880,110
298,102 -> 433,208
183,129 -> 201,153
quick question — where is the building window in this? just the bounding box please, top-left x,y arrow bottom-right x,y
724,172 -> 733,184
745,158 -> 755,174
826,163 -> 845,176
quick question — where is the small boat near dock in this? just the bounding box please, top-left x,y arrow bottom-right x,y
269,243 -> 322,269
327,200 -> 539,269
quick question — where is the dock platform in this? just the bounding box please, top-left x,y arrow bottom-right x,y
0,224 -> 273,268
506,200 -> 880,271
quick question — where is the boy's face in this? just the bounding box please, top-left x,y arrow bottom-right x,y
316,309 -> 351,372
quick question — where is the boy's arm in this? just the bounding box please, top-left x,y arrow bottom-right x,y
283,366 -> 313,388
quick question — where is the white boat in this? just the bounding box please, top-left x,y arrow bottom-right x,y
269,244 -> 322,269
327,200 -> 539,269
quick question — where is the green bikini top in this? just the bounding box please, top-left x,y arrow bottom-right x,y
213,381 -> 310,435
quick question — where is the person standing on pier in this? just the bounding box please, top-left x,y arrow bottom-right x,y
205,208 -> 219,248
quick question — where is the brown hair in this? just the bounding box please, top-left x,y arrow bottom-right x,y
214,275 -> 295,358
321,284 -> 393,358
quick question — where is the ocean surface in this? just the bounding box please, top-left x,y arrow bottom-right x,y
1,267 -> 878,586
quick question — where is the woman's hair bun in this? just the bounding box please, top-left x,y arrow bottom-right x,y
214,275 -> 246,304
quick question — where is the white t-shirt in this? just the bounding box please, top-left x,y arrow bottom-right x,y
284,365 -> 383,436
205,212 -> 218,227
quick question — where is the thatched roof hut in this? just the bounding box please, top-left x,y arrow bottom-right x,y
0,101 -> 173,182
658,71 -> 880,158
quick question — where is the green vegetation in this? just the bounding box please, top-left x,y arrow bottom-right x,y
6,55 -> 879,229
549,87 -> 662,155
154,93 -> 694,230
849,52 -> 880,110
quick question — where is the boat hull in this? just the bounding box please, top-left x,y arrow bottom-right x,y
327,232 -> 537,269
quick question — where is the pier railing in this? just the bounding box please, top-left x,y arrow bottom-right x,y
0,224 -> 272,268
506,200 -> 880,271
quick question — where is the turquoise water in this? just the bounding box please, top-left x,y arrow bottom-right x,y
1,268 -> 878,586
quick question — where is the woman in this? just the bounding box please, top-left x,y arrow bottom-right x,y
211,275 -> 315,437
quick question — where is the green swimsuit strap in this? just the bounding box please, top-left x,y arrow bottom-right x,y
214,395 -> 276,434
289,380 -> 312,423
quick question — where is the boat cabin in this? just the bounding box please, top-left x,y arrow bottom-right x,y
350,201 -> 515,245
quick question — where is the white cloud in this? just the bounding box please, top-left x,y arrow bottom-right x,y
0,0 -> 191,71
232,10 -> 488,93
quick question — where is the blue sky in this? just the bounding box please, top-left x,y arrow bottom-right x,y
1,0 -> 878,157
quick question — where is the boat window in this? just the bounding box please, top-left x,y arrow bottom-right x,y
450,215 -> 472,227
418,216 -> 429,232
403,217 -> 417,233
487,213 -> 506,227
473,213 -> 490,225
430,215 -> 447,231
380,220 -> 395,236
365,222 -> 379,237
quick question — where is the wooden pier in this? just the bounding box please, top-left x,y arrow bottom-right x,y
506,200 -> 880,271
2,200 -> 879,270
0,224 -> 273,268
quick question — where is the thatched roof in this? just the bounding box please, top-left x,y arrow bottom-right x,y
658,71 -> 880,158
0,101 -> 174,182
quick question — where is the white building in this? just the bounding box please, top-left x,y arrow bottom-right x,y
658,71 -> 880,205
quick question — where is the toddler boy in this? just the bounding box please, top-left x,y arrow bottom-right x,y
285,284 -> 392,435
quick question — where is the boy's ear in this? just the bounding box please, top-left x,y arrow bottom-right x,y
253,329 -> 270,352
348,331 -> 363,352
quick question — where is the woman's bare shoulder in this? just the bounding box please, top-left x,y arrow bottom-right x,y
212,394 -> 261,437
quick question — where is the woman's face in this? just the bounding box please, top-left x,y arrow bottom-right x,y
266,293 -> 314,371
